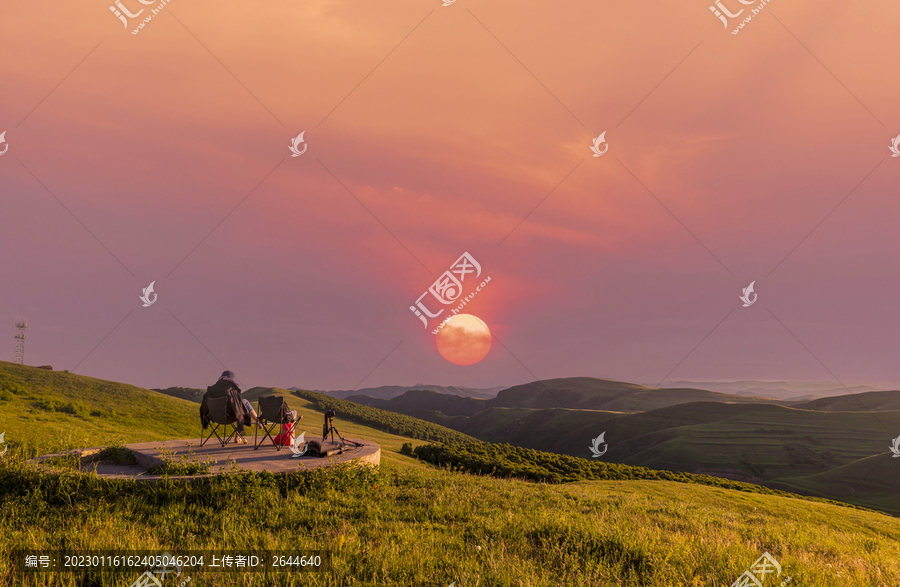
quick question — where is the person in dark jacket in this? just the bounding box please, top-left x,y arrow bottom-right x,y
200,370 -> 256,444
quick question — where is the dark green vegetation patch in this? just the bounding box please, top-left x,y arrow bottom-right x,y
293,388 -> 480,445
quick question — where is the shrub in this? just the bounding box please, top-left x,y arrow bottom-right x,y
35,399 -> 90,419
400,442 -> 413,456
1,381 -> 27,395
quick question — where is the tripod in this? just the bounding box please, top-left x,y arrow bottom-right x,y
322,413 -> 348,445
321,411 -> 361,448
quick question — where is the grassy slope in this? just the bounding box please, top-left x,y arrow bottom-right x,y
369,398 -> 900,515
771,454 -> 900,515
0,361 -> 199,452
793,390 -> 900,412
0,457 -> 898,586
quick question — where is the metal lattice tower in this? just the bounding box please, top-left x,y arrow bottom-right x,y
13,321 -> 27,364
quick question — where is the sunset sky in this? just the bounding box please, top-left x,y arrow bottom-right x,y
1,0 -> 899,391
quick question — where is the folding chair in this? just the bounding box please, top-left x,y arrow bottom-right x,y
255,395 -> 295,451
200,395 -> 239,447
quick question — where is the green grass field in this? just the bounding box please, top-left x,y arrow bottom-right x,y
2,448 -> 899,586
0,361 -> 199,453
1,362 -> 900,586
401,398 -> 900,516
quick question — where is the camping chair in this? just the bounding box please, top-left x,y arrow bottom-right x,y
200,395 -> 239,447
255,395 -> 295,451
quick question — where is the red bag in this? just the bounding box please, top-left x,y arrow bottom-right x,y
273,422 -> 294,446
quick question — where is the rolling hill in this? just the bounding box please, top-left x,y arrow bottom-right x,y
793,390 -> 900,412
340,378 -> 900,516
657,379 -> 896,401
350,377 -> 793,415
0,360 -> 199,452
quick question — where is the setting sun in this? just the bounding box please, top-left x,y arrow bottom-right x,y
435,314 -> 492,366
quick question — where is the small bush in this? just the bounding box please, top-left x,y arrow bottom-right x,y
400,442 -> 413,456
35,399 -> 90,419
1,382 -> 28,395
0,390 -> 14,402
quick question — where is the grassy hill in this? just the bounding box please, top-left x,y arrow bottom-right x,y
291,388 -> 480,445
1,365 -> 899,585
466,402 -> 900,514
770,453 -> 900,515
349,389 -> 488,416
793,390 -> 900,412
0,361 -> 199,453
341,381 -> 900,516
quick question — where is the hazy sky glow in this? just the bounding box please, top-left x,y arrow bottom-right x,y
1,0 -> 899,391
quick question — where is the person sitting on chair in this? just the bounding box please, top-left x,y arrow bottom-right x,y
200,370 -> 255,444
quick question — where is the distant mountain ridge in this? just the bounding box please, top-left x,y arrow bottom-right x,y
349,377 -> 792,416
302,383 -> 505,400
653,380 -> 899,401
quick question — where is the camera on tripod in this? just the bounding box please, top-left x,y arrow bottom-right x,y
322,410 -> 337,440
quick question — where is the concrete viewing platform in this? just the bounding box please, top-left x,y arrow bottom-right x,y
34,436 -> 380,480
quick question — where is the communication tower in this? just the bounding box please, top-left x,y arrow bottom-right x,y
13,321 -> 27,364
